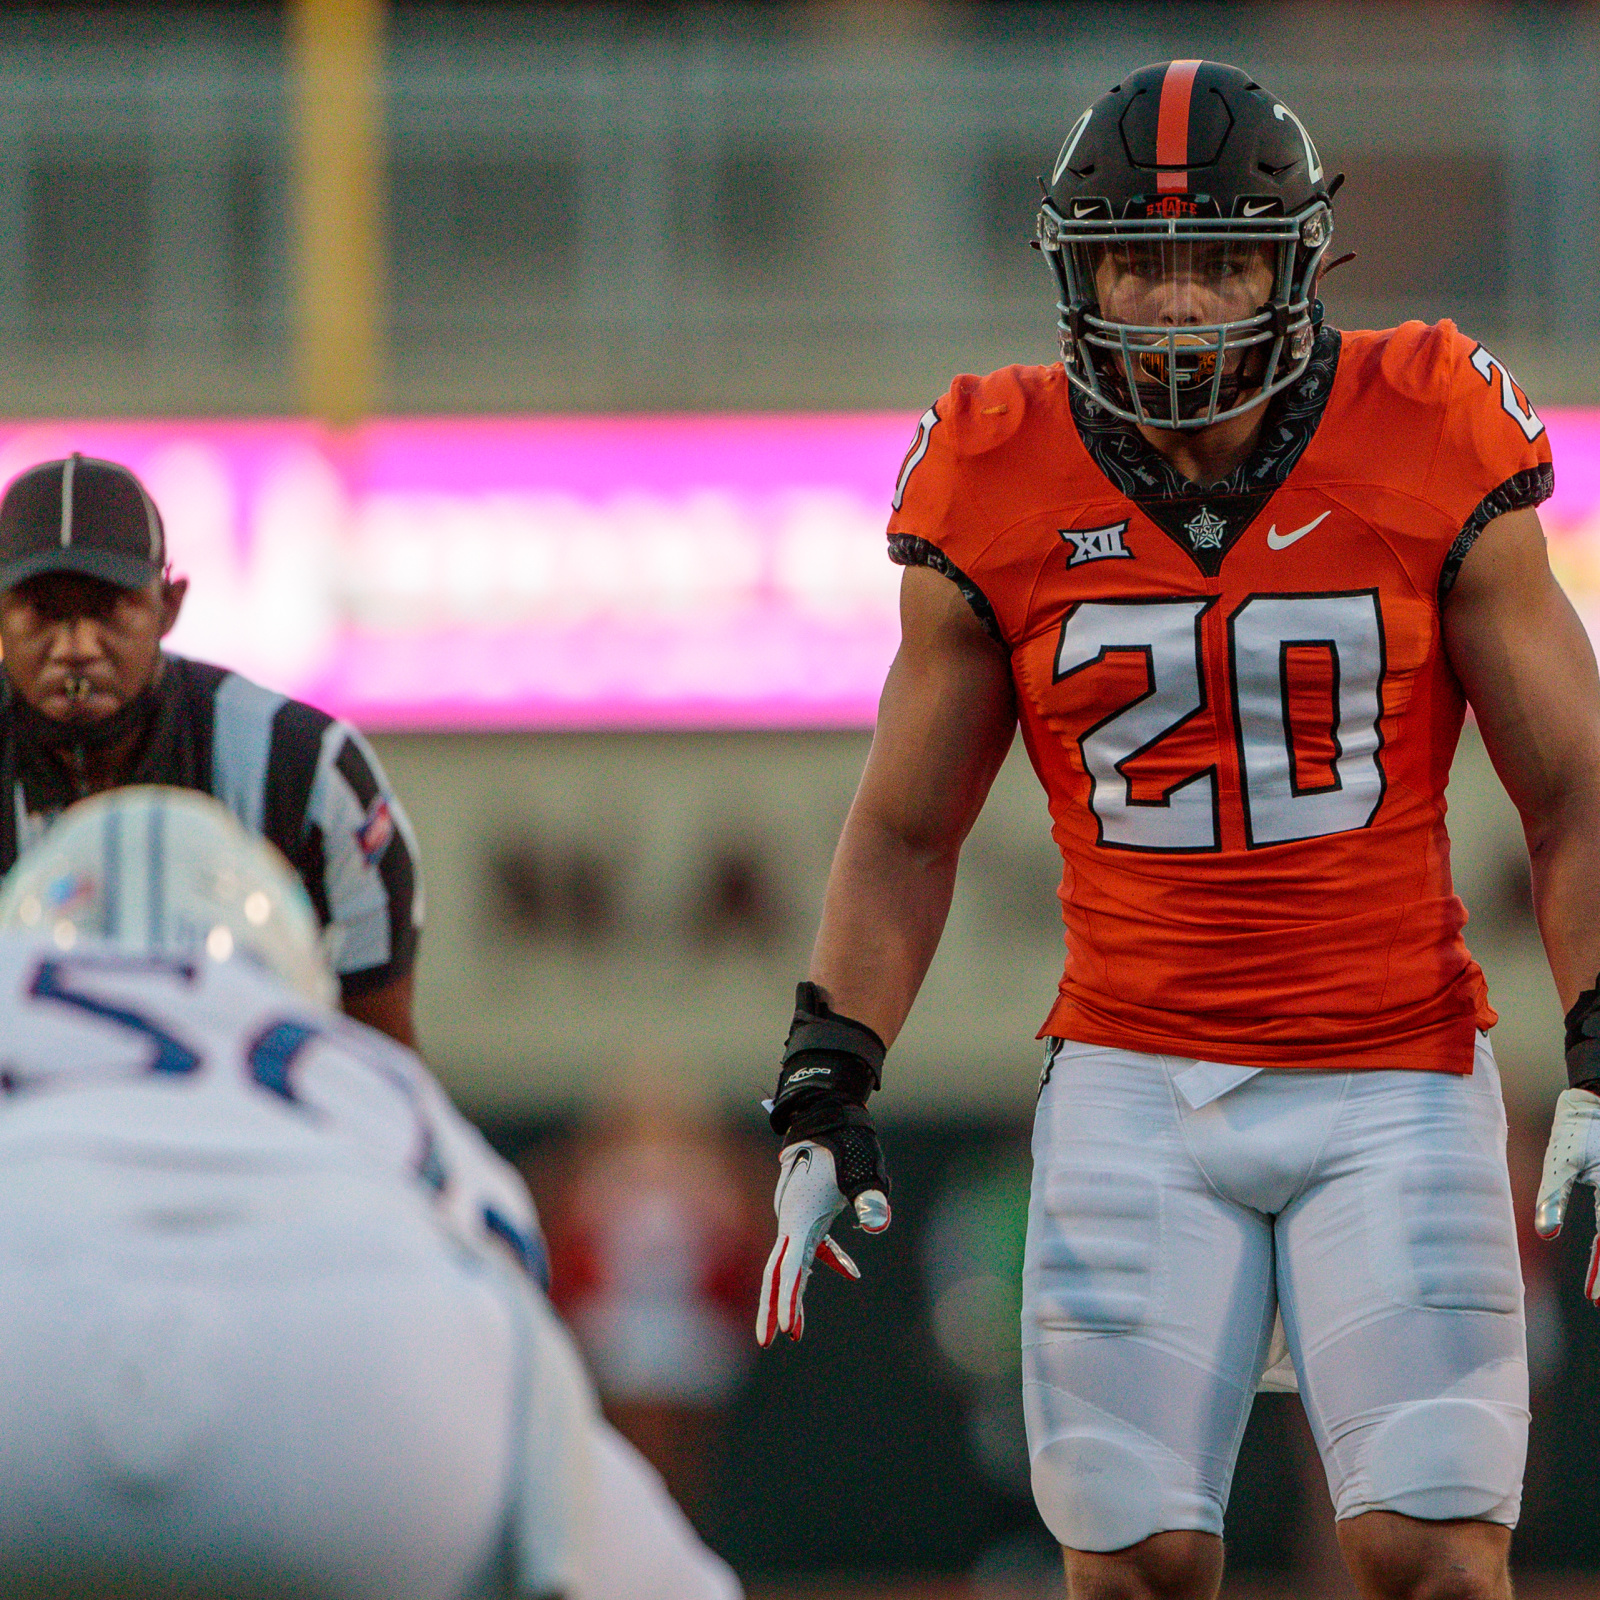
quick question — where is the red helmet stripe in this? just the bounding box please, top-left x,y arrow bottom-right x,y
1155,59 -> 1202,194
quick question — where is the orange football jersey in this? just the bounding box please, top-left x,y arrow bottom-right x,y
887,321 -> 1555,1073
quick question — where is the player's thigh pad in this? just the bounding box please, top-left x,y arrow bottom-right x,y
1023,1043 -> 1276,1553
1277,1034 -> 1528,1526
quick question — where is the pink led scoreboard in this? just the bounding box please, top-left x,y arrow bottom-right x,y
0,412 -> 1596,731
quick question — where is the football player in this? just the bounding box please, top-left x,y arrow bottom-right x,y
0,787 -> 741,1600
757,60 -> 1600,1600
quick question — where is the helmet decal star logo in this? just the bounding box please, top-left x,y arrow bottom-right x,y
1184,506 -> 1227,549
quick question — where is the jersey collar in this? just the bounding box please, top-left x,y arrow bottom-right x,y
1069,326 -> 1342,576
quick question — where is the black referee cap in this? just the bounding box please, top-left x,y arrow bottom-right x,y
0,454 -> 166,593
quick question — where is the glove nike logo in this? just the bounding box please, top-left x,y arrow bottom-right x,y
1266,510 -> 1331,550
791,1147 -> 812,1172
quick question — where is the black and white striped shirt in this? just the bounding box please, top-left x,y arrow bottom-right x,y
0,655 -> 422,996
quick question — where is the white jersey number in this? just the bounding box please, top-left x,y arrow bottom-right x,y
1055,599 -> 1219,850
892,407 -> 939,511
1469,344 -> 1544,442
1230,593 -> 1387,845
1055,591 -> 1386,852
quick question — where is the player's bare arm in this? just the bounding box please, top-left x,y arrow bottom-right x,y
1449,504 -> 1600,1282
810,562 -> 1017,1043
1443,505 -> 1600,1008
755,565 -> 1015,1346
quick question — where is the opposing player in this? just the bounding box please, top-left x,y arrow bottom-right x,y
0,787 -> 741,1600
758,61 -> 1600,1600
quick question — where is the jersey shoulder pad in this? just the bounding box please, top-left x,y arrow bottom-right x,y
1364,318 -> 1463,404
891,365 -> 1043,512
1344,322 -> 1551,500
887,366 -> 1051,550
886,365 -> 1065,649
936,366 -> 1036,456
1424,321 -> 1551,531
1362,319 -> 1548,465
1349,321 -> 1553,596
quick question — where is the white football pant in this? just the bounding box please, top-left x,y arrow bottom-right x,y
1024,1034 -> 1528,1552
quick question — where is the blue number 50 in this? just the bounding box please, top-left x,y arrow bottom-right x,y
30,957 -> 202,1076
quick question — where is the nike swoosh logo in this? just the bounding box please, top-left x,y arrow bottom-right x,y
1073,201 -> 1100,218
1242,199 -> 1275,217
1266,510 -> 1331,550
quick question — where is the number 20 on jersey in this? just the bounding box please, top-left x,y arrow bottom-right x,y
1055,590 -> 1385,852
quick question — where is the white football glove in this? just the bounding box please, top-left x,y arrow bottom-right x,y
1535,1086 -> 1600,1301
756,1141 -> 890,1347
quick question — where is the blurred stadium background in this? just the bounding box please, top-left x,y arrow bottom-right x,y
10,0 -> 1600,1594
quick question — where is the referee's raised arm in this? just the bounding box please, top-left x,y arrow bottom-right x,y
0,453 -> 424,1049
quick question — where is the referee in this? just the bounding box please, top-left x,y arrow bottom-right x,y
0,453 -> 423,1046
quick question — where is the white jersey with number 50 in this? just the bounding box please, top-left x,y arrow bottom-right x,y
0,932 -> 543,1282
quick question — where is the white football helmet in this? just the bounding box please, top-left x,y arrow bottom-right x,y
0,785 -> 336,1006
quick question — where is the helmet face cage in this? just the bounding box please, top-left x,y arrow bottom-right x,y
1037,203 -> 1333,429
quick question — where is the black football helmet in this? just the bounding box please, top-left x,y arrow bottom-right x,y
1035,60 -> 1337,429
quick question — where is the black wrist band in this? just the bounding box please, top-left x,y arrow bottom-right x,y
769,981 -> 887,1137
1564,979 -> 1600,1091
780,981 -> 885,1088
